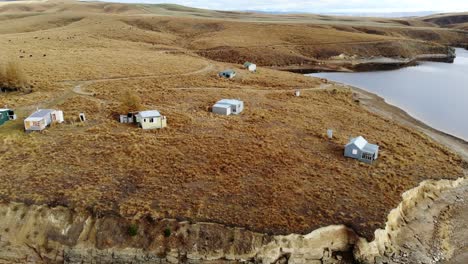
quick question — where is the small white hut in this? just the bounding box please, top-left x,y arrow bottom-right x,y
243,62 -> 257,72
24,109 -> 64,132
136,110 -> 167,129
212,99 -> 244,116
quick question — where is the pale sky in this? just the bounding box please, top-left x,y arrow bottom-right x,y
94,0 -> 468,13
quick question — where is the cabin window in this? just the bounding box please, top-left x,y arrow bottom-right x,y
352,149 -> 358,155
150,118 -> 154,123
144,119 -> 147,122
33,121 -> 41,127
362,153 -> 373,160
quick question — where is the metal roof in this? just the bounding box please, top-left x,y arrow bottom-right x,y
25,117 -> 44,122
27,109 -> 54,119
347,136 -> 367,149
363,143 -> 379,154
220,69 -> 236,74
137,110 -> 161,118
213,103 -> 231,109
216,99 -> 242,106
347,136 -> 378,154
0,109 -> 11,112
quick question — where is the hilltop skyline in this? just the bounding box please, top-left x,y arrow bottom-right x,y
90,0 -> 468,13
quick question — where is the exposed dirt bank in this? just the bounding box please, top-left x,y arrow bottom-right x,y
276,52 -> 456,73
1,177 -> 466,263
0,201 -> 356,264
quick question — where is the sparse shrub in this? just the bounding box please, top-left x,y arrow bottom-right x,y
128,224 -> 138,237
119,90 -> 142,113
0,61 -> 31,93
163,227 -> 171,237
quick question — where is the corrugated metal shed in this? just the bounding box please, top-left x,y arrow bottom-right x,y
26,109 -> 54,119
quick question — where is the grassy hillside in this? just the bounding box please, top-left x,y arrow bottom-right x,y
0,0 -> 465,240
421,12 -> 468,27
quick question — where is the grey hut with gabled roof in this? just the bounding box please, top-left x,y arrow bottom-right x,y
344,136 -> 379,164
219,69 -> 236,79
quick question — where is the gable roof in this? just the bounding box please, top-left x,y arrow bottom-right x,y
244,62 -> 254,67
346,136 -> 379,154
137,110 -> 161,118
347,136 -> 368,149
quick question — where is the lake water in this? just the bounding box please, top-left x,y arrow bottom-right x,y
310,48 -> 468,141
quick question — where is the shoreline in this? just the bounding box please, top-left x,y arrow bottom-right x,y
339,83 -> 468,161
338,82 -> 468,263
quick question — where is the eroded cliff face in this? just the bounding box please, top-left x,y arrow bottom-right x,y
0,177 -> 466,264
0,202 -> 355,264
355,177 -> 468,264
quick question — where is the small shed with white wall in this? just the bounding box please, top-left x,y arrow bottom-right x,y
136,110 -> 167,129
243,62 -> 257,72
212,99 -> 244,116
344,136 -> 379,164
24,109 -> 64,132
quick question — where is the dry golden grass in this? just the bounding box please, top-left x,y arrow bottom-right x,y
0,1 -> 465,241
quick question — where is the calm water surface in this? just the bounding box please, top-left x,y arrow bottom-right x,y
311,48 -> 468,141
